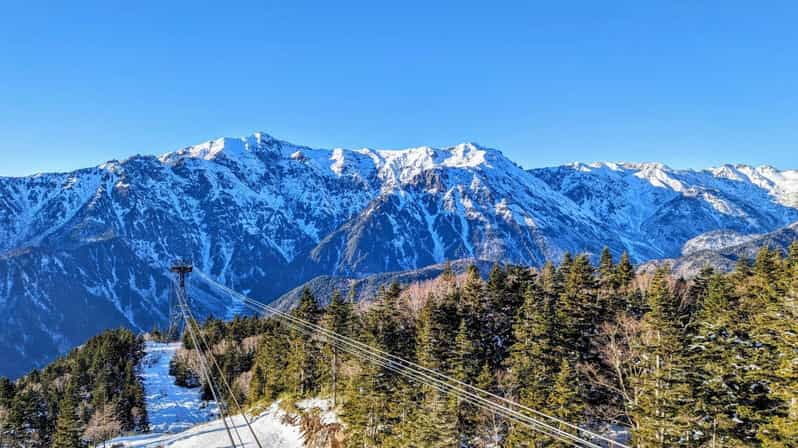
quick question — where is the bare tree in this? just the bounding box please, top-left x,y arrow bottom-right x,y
83,403 -> 122,448
581,313 -> 646,430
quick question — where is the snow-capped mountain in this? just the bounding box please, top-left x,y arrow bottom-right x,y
531,162 -> 798,260
1,132 -> 797,378
637,221 -> 798,278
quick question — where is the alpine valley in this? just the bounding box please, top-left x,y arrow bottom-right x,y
1,131 -> 797,378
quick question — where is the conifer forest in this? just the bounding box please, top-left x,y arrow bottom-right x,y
4,244 -> 796,447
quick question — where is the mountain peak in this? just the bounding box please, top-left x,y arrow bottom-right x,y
158,131 -> 293,164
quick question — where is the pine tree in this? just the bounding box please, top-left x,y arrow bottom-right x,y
320,290 -> 353,406
410,388 -> 459,448
756,289 -> 798,446
685,265 -> 715,326
687,274 -> 750,446
250,320 -> 290,402
504,283 -> 557,447
451,319 -> 480,440
416,292 -> 459,373
52,379 -> 82,448
0,377 -> 13,408
631,267 -> 690,447
616,251 -> 634,291
556,254 -> 597,365
473,363 -> 503,447
548,359 -> 584,447
341,283 -> 408,446
340,359 -> 383,447
460,264 -> 487,364
598,246 -> 616,290
752,252 -> 798,447
285,288 -> 322,397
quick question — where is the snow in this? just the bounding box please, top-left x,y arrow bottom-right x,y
109,342 -> 335,448
111,400 -> 339,448
140,342 -> 218,434
295,399 -> 339,425
681,229 -> 761,255
110,403 -> 304,448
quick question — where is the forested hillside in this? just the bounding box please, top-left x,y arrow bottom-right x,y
0,329 -> 148,447
170,242 -> 798,447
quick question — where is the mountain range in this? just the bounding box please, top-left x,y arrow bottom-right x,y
1,131 -> 797,378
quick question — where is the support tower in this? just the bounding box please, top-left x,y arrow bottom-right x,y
167,260 -> 193,341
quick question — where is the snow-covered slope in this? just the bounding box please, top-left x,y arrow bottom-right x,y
112,403 -> 304,448
531,162 -> 798,260
639,221 -> 798,278
112,399 -> 338,448
1,132 -> 797,378
680,229 -> 762,256
140,342 -> 217,433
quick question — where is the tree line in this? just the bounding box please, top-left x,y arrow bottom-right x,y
176,242 -> 798,447
3,241 -> 796,447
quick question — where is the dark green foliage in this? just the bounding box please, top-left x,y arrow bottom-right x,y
0,329 -> 146,447
285,288 -> 323,396
169,315 -> 267,405
51,379 -> 82,448
630,267 -> 691,446
96,244 -> 795,448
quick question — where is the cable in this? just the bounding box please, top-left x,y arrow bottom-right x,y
176,285 -> 238,448
179,285 -> 264,448
194,270 -> 627,448
194,271 -> 608,447
198,274 -> 599,447
182,306 -> 248,448
249,301 -> 587,447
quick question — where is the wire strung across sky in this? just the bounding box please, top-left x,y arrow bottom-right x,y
175,277 -> 264,448
191,269 -> 629,448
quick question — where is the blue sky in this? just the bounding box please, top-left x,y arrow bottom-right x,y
1,1 -> 797,176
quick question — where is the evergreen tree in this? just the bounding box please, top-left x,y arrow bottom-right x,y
473,363 -> 503,447
410,389 -> 458,448
451,319 -> 480,440
460,265 -> 487,351
631,267 -> 690,447
756,282 -> 798,447
749,251 -> 798,446
0,377 -> 13,408
685,265 -> 715,326
504,283 -> 557,447
598,246 -> 616,291
341,283 -> 408,446
285,288 -> 322,396
52,379 -> 82,448
548,359 -> 584,447
320,290 -> 354,406
556,254 -> 597,365
687,274 -> 750,446
734,256 -> 753,281
416,292 -> 459,373
787,240 -> 798,273
616,251 -> 634,291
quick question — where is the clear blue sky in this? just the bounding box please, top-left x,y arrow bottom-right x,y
2,1 -> 797,176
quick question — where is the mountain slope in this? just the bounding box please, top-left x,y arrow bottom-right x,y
531,162 -> 798,259
272,259 -> 494,310
638,221 -> 798,277
1,132 -> 797,377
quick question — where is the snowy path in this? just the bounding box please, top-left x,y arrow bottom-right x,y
140,342 -> 217,433
111,342 -> 317,447
111,403 -> 304,448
